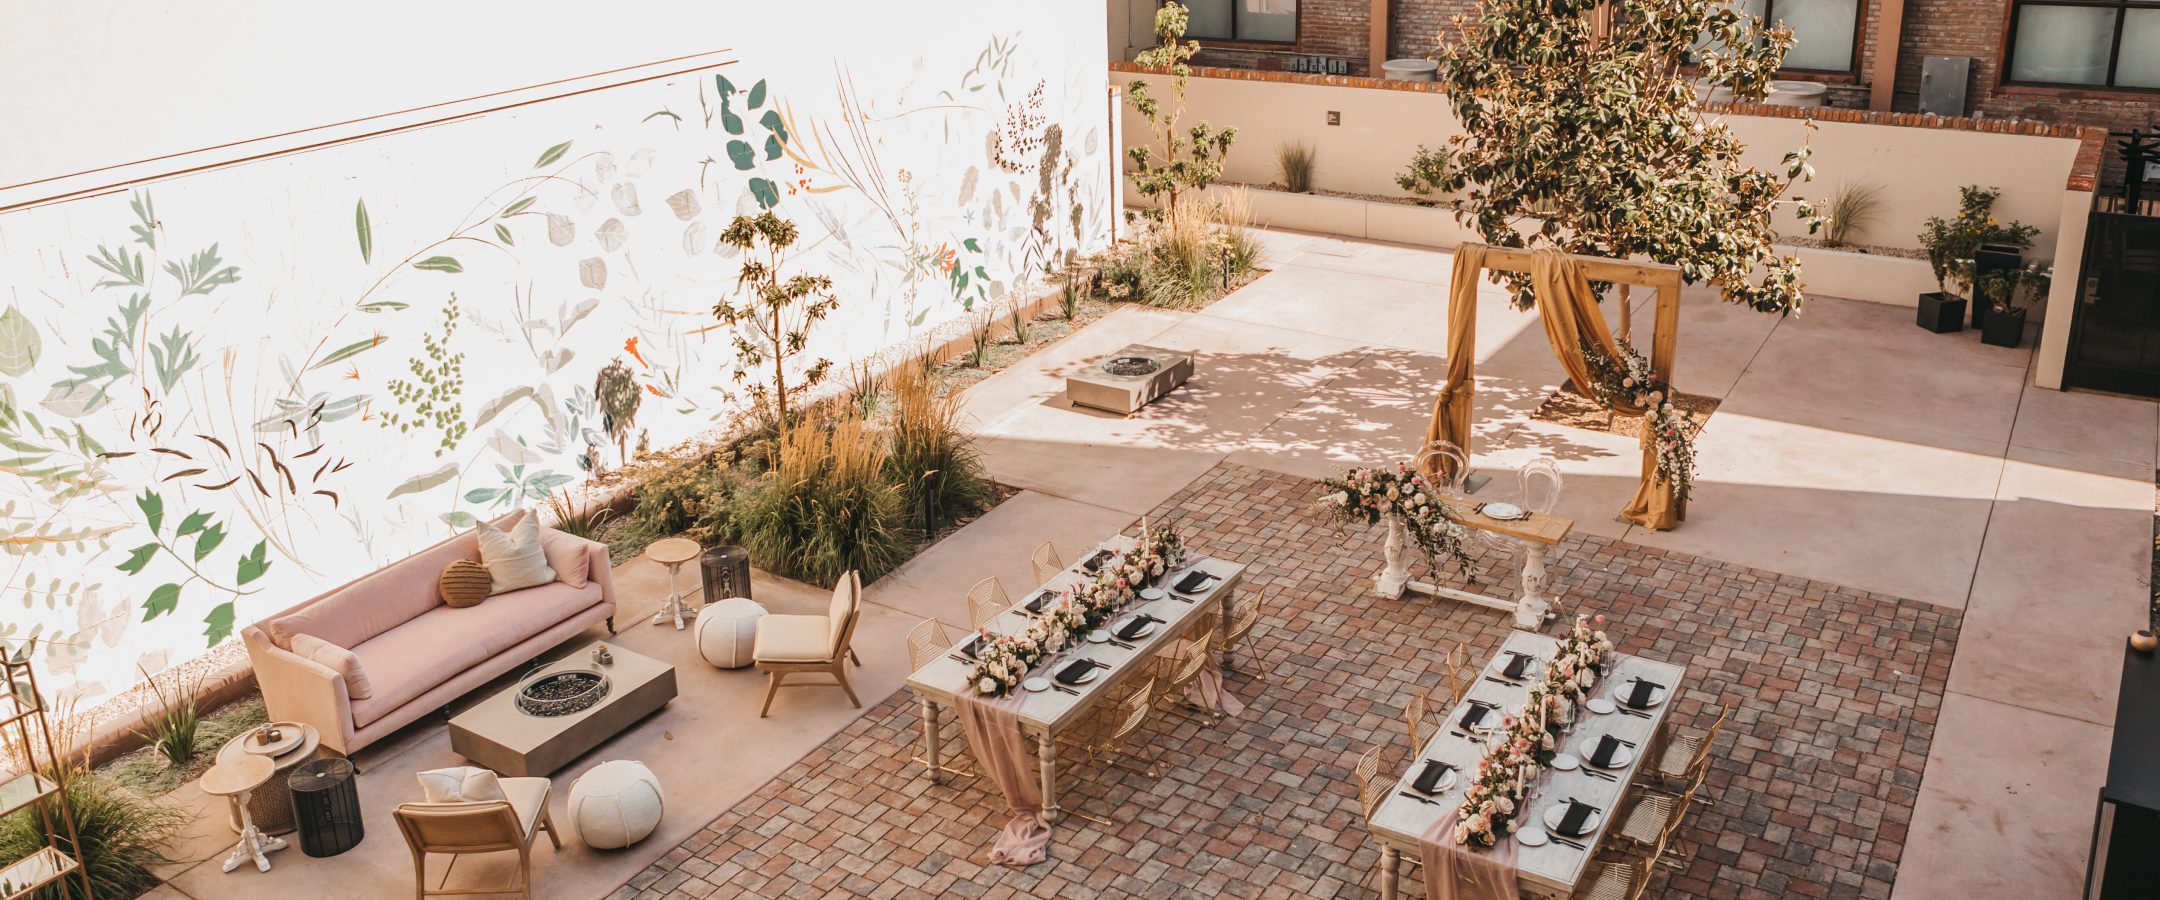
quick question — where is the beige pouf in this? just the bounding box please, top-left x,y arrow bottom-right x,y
569,760 -> 664,849
695,597 -> 767,669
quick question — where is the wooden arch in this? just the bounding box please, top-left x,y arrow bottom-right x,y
1423,244 -> 1689,530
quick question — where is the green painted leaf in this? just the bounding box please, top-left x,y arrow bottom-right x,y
963,238 -> 982,253
136,489 -> 164,535
716,74 -> 735,96
534,141 -> 572,168
202,602 -> 236,644
142,583 -> 181,620
117,543 -> 157,575
311,336 -> 382,370
175,511 -> 211,537
501,197 -> 536,217
494,223 -> 514,245
440,511 -> 477,529
387,462 -> 459,499
726,140 -> 756,171
722,108 -> 743,135
644,110 -> 682,125
193,522 -> 226,563
463,487 -> 501,504
749,178 -> 779,209
235,541 -> 270,586
0,307 -> 41,378
355,199 -> 373,263
413,256 -> 463,274
358,300 -> 409,313
764,134 -> 783,162
747,79 -> 767,109
759,109 -> 789,144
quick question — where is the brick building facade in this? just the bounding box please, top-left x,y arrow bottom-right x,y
1134,0 -> 2156,145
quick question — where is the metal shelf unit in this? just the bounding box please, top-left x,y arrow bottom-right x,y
0,654 -> 90,899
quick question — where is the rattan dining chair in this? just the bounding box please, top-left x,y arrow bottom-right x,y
1353,746 -> 1421,890
1444,641 -> 1474,705
1150,626 -> 1219,723
393,780 -> 561,900
1050,677 -> 1161,826
1574,858 -> 1650,900
965,575 -> 1012,630
1029,540 -> 1063,586
1653,707 -> 1729,789
1212,589 -> 1268,681
1403,684 -> 1453,752
904,618 -> 977,780
1612,779 -> 1698,867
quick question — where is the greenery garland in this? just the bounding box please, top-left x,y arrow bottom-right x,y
1580,341 -> 1697,502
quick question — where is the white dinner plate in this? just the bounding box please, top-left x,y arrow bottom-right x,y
1584,742 -> 1635,770
1138,587 -> 1167,601
1115,618 -> 1161,640
1482,501 -> 1527,520
1411,765 -> 1459,796
1542,801 -> 1605,837
1022,677 -> 1052,693
1063,664 -> 1101,685
1620,678 -> 1669,709
1585,698 -> 1617,715
1514,826 -> 1550,847
1550,753 -> 1580,771
1086,630 -> 1110,643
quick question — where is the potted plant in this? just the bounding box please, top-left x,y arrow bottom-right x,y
1978,263 -> 2052,349
1917,217 -> 1972,334
1916,186 -> 2041,330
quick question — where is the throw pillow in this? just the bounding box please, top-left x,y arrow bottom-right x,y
538,528 -> 590,589
438,560 -> 493,608
290,633 -> 374,700
476,512 -> 556,594
416,766 -> 507,803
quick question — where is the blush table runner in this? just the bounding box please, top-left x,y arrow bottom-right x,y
953,691 -> 1050,866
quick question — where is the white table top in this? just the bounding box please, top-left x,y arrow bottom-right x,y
1368,630 -> 1688,897
904,534 -> 1245,735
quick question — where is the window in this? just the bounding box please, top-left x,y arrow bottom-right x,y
2005,0 -> 2160,90
1727,0 -> 1863,72
1178,0 -> 1298,44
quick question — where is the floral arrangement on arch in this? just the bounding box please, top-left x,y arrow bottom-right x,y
1453,614 -> 1617,847
1581,341 -> 1697,501
968,523 -> 1188,697
1319,463 -> 1473,574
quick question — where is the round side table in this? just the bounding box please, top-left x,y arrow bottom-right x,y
646,537 -> 704,630
289,757 -> 365,857
200,754 -> 285,874
215,722 -> 326,836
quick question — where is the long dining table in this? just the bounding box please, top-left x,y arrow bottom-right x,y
1367,630 -> 1689,899
904,533 -> 1245,822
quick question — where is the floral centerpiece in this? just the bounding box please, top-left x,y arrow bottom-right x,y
1581,342 -> 1697,502
1452,613 -> 1617,847
967,525 -> 1187,696
1319,463 -> 1472,574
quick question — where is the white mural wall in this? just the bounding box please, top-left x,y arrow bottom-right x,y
0,7 -> 1111,708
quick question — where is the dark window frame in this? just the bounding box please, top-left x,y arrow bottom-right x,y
2001,0 -> 2160,94
1171,0 -> 1301,47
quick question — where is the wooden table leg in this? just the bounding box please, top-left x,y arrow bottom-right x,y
1037,733 -> 1059,823
921,699 -> 943,785
1380,845 -> 1399,900
1217,585 -> 1238,670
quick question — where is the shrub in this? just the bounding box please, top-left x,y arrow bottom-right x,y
1276,142 -> 1317,193
604,455 -> 740,559
1824,180 -> 1882,246
732,417 -> 916,587
1918,185 -> 2041,292
133,668 -> 199,771
1106,191 -> 1264,309
1006,305 -> 1032,344
542,490 -> 615,541
1396,144 -> 1450,199
884,364 -> 992,536
2,705 -> 187,900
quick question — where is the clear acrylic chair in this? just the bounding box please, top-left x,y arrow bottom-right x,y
1475,456 -> 1565,558
1412,440 -> 1471,499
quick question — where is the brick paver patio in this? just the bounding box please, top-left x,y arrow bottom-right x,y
615,462 -> 1958,899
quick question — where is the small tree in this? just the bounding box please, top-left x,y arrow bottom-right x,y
715,212 -> 839,428
1432,0 -> 1822,314
1126,1 -> 1237,228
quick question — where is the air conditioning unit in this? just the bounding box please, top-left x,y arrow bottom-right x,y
1920,57 -> 1971,117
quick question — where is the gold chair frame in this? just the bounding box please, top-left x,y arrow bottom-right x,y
905,617 -> 977,780
1029,540 -> 1063,587
965,575 -> 1012,630
393,798 -> 561,900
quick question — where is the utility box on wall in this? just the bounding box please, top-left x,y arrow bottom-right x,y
1920,56 -> 1971,117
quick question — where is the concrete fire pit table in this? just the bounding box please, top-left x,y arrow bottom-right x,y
1065,344 -> 1193,415
449,640 -> 677,777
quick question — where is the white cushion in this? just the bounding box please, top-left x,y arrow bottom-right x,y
825,573 -> 857,650
752,614 -> 832,663
416,766 -> 506,803
499,776 -> 552,840
569,760 -> 663,849
695,598 -> 767,669
290,632 -> 373,700
477,513 -> 556,594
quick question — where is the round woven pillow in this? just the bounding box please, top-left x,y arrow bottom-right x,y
438,560 -> 493,608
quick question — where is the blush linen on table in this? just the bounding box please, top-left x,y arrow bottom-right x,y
953,691 -> 1051,866
1182,642 -> 1247,717
1419,810 -> 1519,900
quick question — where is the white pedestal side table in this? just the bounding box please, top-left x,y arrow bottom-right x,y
200,754 -> 287,873
645,537 -> 703,630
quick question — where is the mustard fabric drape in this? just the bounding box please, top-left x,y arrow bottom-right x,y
1425,246 -> 1684,531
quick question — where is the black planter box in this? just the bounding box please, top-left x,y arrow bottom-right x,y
1980,305 -> 2026,348
1971,243 -> 2023,329
1916,292 -> 1966,333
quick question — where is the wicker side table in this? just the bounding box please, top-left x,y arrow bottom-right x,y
214,722 -> 326,836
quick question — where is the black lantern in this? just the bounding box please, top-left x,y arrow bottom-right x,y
288,757 -> 364,857
701,545 -> 751,606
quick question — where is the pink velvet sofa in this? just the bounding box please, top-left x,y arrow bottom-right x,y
242,510 -> 616,755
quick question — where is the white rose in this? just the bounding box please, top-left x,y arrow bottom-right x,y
1328,491 -> 1348,506
978,677 -> 998,694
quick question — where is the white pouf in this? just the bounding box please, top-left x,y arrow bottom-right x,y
568,760 -> 664,849
695,597 -> 767,669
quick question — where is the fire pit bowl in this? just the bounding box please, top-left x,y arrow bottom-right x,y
515,669 -> 611,718
1101,356 -> 1162,377
1068,344 -> 1194,415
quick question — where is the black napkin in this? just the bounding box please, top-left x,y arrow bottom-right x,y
1412,760 -> 1455,795
1501,652 -> 1530,680
1460,704 -> 1489,730
1625,678 -> 1661,708
1080,549 -> 1114,573
1024,592 -> 1051,614
1055,659 -> 1099,685
1116,618 -> 1153,641
1589,734 -> 1623,768
1558,800 -> 1595,837
960,637 -> 982,660
1173,569 -> 1215,594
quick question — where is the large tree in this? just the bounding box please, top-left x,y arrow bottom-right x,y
1432,0 -> 1821,314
